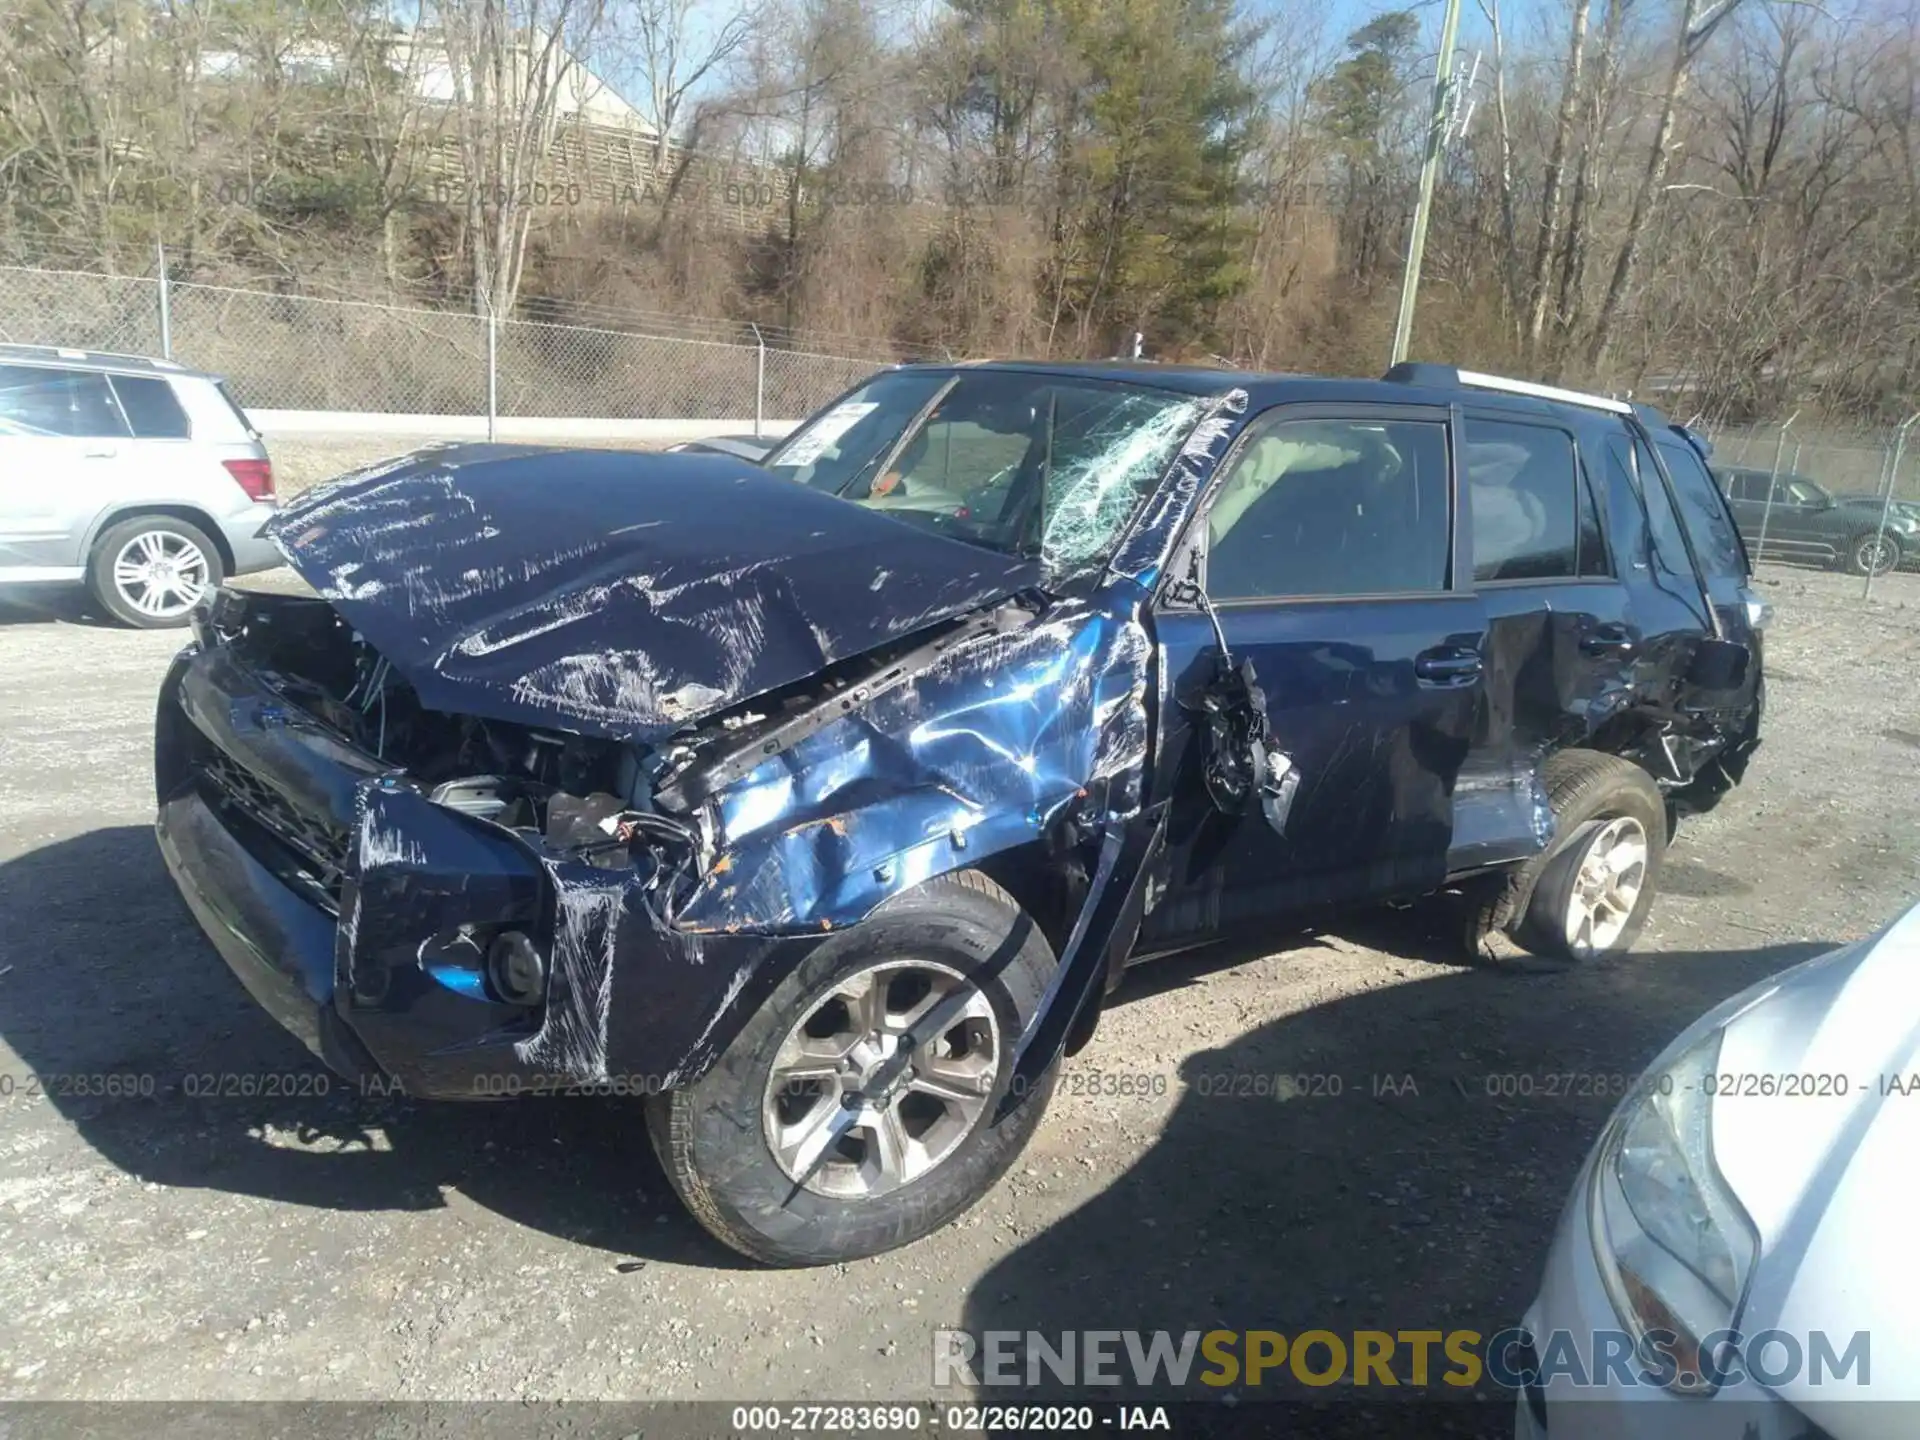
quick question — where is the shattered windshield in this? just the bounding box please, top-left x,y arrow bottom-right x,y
765,371 -> 1208,580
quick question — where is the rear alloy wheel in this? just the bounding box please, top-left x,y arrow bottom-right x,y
649,869 -> 1059,1266
89,515 -> 224,628
1551,815 -> 1650,958
1844,531 -> 1901,578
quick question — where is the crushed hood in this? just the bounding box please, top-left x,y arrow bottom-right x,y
265,444 -> 1042,743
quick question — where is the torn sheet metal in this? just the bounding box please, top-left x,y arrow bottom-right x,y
337,780 -> 827,1090
675,587 -> 1157,935
265,445 -> 1042,744
1180,652 -> 1300,836
1444,753 -> 1557,874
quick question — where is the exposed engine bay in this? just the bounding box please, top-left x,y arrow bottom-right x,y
199,586 -> 1013,924
202,588 -> 690,890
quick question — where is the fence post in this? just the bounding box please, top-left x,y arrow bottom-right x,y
1863,411 -> 1920,601
156,242 -> 172,360
1753,411 -> 1798,571
751,324 -> 765,439
484,295 -> 498,443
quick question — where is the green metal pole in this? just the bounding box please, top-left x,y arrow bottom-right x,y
1389,0 -> 1466,368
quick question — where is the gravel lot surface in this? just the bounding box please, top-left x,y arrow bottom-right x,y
0,564 -> 1915,1423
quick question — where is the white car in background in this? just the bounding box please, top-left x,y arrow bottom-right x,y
0,344 -> 281,627
1518,901 -> 1920,1439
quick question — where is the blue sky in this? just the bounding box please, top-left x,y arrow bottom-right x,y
597,0 -> 1575,141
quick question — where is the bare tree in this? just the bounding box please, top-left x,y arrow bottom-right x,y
1524,0 -> 1593,357
617,0 -> 753,171
1584,0 -> 1756,367
0,0 -> 148,253
1542,0 -> 1633,374
1477,0 -> 1521,323
330,3 -> 443,290
429,0 -> 610,317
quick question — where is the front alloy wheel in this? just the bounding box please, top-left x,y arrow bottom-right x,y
763,960 -> 1000,1199
649,869 -> 1060,1266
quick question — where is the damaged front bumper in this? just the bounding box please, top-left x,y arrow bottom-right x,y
154,644 -> 825,1098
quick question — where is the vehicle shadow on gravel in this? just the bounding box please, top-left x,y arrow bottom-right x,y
958,929 -> 1829,1435
0,825 -> 751,1269
0,825 -> 1828,1294
0,586 -> 112,628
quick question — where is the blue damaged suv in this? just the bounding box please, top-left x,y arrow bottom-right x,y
154,361 -> 1765,1264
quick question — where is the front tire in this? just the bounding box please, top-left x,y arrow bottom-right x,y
88,514 -> 224,628
648,870 -> 1060,1266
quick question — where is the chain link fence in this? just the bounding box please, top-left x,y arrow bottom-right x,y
0,261 -> 917,428
3,257 -> 1916,605
0,265 -> 166,357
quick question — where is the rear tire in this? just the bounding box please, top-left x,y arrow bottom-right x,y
648,869 -> 1060,1266
88,514 -> 224,628
1843,531 -> 1901,578
1464,750 -> 1667,967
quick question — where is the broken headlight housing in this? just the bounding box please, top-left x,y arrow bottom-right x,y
1589,1031 -> 1759,1395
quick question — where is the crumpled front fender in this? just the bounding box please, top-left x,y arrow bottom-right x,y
674,589 -> 1157,936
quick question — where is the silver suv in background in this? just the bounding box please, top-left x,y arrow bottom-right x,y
0,344 -> 281,627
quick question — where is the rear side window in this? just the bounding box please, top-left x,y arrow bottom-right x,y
0,364 -> 129,438
1656,438 -> 1747,578
110,375 -> 192,439
1204,416 -> 1451,599
1463,418 -> 1607,580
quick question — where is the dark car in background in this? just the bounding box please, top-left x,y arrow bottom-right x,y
1714,465 -> 1917,576
1837,492 -> 1920,570
154,360 -> 1766,1266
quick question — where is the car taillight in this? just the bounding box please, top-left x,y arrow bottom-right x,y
223,458 -> 275,501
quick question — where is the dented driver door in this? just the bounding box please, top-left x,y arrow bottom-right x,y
1140,404 -> 1490,946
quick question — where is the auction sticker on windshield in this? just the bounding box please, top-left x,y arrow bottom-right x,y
776,402 -> 878,466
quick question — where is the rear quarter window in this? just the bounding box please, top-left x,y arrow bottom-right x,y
1607,435 -> 1692,581
109,375 -> 192,439
170,376 -> 260,443
1657,439 -> 1747,579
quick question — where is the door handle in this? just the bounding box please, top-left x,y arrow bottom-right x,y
1414,647 -> 1483,684
1581,624 -> 1637,657
83,445 -> 118,459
